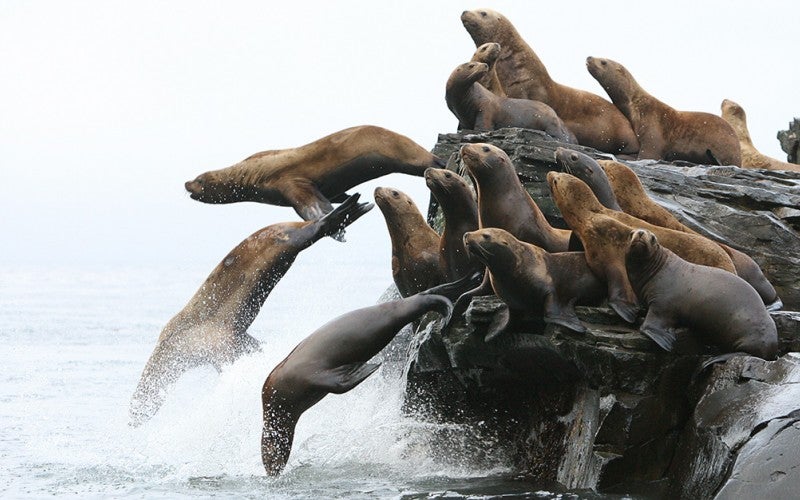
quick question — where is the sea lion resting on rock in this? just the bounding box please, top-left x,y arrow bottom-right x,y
129,194 -> 373,426
445,62 -> 576,143
374,187 -> 444,297
586,57 -> 741,166
470,42 -> 506,97
464,228 -> 605,341
625,229 -> 777,359
185,125 -> 445,234
720,99 -> 800,172
460,8 -> 638,154
598,159 -> 781,309
260,277 -> 469,476
548,172 -> 736,322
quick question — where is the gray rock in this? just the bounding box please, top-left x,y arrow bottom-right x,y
777,118 -> 800,164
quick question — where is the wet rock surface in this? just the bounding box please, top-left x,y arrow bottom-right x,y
778,118 -> 800,164
402,128 -> 800,498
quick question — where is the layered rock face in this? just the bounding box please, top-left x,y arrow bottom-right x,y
403,128 -> 800,497
778,118 -> 800,164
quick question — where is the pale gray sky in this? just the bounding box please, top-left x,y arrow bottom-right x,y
2,1 -> 797,268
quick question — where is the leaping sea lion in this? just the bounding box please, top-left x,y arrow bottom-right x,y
260,277 -> 468,476
460,8 -> 639,154
185,125 -> 445,224
586,57 -> 742,166
625,229 -> 777,359
720,99 -> 800,172
129,194 -> 373,426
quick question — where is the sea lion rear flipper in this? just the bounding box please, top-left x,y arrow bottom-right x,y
311,193 -> 374,243
313,362 -> 381,394
329,192 -> 352,204
543,296 -> 587,334
639,311 -> 677,352
484,304 -> 510,342
445,271 -> 493,330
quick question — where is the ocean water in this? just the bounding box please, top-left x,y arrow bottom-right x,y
0,257 -> 621,499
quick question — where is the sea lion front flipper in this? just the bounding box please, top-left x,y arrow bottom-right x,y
282,179 -> 344,239
543,295 -> 587,333
484,304 -> 510,342
328,192 -> 352,204
312,362 -> 381,394
639,310 -> 677,352
446,270 -> 493,330
605,267 -> 639,323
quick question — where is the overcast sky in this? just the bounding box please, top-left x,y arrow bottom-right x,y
2,1 -> 798,268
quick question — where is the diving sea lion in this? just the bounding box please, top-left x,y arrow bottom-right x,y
464,228 -> 605,341
625,229 -> 777,359
374,187 -> 444,297
599,159 -> 781,309
445,62 -> 577,143
470,42 -> 506,97
129,194 -> 373,426
720,99 -> 800,172
185,125 -> 445,222
260,278 -> 467,476
424,167 -> 481,281
548,172 -> 736,322
586,57 -> 741,166
460,9 -> 639,154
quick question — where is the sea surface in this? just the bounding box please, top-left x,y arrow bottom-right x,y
0,258 -> 628,499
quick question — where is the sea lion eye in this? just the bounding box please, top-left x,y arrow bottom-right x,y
482,146 -> 490,152
480,11 -> 487,16
600,60 -> 607,66
445,172 -> 452,178
570,153 -> 578,161
482,233 -> 490,240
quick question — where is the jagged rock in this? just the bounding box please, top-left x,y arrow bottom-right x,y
777,118 -> 800,164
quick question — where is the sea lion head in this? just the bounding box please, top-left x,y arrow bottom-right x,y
185,171 -> 240,204
374,186 -> 418,218
459,143 -> 512,183
555,148 -> 601,182
463,228 -> 520,266
720,99 -> 745,122
425,167 -> 469,198
547,171 -> 605,217
461,8 -> 508,45
447,62 -> 489,89
472,42 -> 502,65
585,57 -> 634,98
624,229 -> 665,277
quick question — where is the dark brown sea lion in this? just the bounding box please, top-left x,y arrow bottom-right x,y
586,57 -> 742,166
464,228 -> 605,341
554,148 -> 621,211
260,277 -> 468,475
720,99 -> 800,172
625,229 -> 777,359
185,125 -> 445,223
599,159 -> 781,309
424,167 -> 481,281
374,187 -> 444,298
460,9 -> 639,154
445,62 -> 577,143
470,42 -> 506,97
129,194 -> 373,426
548,172 -> 736,322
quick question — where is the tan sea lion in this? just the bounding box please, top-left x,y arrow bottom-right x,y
424,167 -> 481,281
129,194 -> 373,426
599,159 -> 781,309
445,62 -> 577,143
185,125 -> 445,224
625,229 -> 777,359
470,42 -> 506,97
548,172 -> 736,322
374,187 -> 444,297
260,278 -> 468,475
464,228 -> 605,341
460,9 -> 639,154
720,99 -> 800,172
586,57 -> 741,166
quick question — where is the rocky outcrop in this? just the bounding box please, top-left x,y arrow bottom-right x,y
778,118 -> 800,164
402,128 -> 800,498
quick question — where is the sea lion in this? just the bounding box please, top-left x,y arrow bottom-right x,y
185,125 -> 445,223
260,277 -> 468,476
460,9 -> 639,154
464,228 -> 605,341
548,172 -> 736,322
424,167 -> 481,281
586,57 -> 741,166
445,62 -> 577,143
599,159 -> 781,309
470,42 -> 506,97
720,99 -> 800,172
625,229 -> 777,359
374,187 -> 444,297
129,194 -> 373,426
555,148 -> 621,211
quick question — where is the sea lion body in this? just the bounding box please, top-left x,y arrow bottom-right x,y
721,99 -> 800,172
445,62 -> 576,143
586,57 -> 741,166
261,281 -> 461,475
130,195 -> 373,426
374,187 -> 444,297
625,229 -> 777,359
465,228 -> 604,339
555,148 -> 621,211
185,125 -> 445,222
599,160 -> 780,308
460,9 -> 638,154
470,42 -> 506,97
